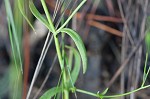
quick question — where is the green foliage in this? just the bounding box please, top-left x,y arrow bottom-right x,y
64,45 -> 81,92
19,0 -> 87,98
145,31 -> 150,53
40,87 -> 62,99
59,28 -> 87,73
5,0 -> 23,72
56,0 -> 86,32
97,88 -> 109,99
4,0 -> 23,98
66,46 -> 81,85
17,0 -> 35,32
29,1 -> 51,32
16,0 -> 150,98
40,0 -> 55,33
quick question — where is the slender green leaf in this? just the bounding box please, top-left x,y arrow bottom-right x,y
65,45 -> 81,84
98,88 -> 109,99
5,0 -> 23,73
40,0 -> 55,32
56,0 -> 87,33
142,52 -> 149,87
14,0 -> 23,43
59,28 -> 87,73
40,87 -> 62,99
145,31 -> 150,53
7,17 -> 21,99
29,0 -> 53,32
17,0 -> 35,32
101,88 -> 109,95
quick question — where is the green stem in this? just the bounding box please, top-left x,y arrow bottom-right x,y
54,34 -> 69,98
76,89 -> 98,98
142,65 -> 150,87
76,85 -> 150,99
142,52 -> 149,87
64,89 -> 69,99
103,85 -> 150,98
41,0 -> 55,33
54,34 -> 63,70
56,0 -> 86,33
61,68 -> 69,99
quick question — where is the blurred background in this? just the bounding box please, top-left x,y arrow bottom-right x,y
0,0 -> 150,99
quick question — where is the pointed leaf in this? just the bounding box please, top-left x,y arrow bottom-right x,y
59,28 -> 87,73
145,31 -> 150,53
98,88 -> 109,99
29,0 -> 53,32
5,0 -> 23,73
65,45 -> 81,84
40,87 -> 62,99
101,88 -> 109,95
17,0 -> 35,32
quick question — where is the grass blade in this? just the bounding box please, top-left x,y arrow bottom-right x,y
5,0 -> 23,73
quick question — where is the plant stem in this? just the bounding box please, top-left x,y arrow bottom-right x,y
63,68 -> 69,99
103,85 -> 150,98
76,89 -> 98,97
54,34 -> 69,98
142,52 -> 149,87
41,0 -> 55,33
54,34 -> 63,70
76,85 -> 150,99
64,89 -> 69,99
56,0 -> 87,33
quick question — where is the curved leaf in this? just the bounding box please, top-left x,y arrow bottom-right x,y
65,45 -> 81,84
101,88 -> 109,95
29,0 -> 53,32
40,87 -> 62,99
17,0 -> 35,32
59,28 -> 87,73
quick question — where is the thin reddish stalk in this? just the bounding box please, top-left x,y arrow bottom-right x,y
23,22 -> 30,99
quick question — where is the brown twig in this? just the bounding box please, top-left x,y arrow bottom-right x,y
86,14 -> 123,23
88,20 -> 122,37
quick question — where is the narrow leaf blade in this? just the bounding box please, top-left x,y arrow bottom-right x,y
101,88 -> 109,95
29,0 -> 53,32
145,31 -> 150,53
17,0 -> 35,32
65,45 -> 81,84
60,28 -> 87,73
40,87 -> 62,99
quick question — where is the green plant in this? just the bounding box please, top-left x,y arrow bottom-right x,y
4,0 -> 23,98
4,0 -> 150,99
19,0 -> 87,99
